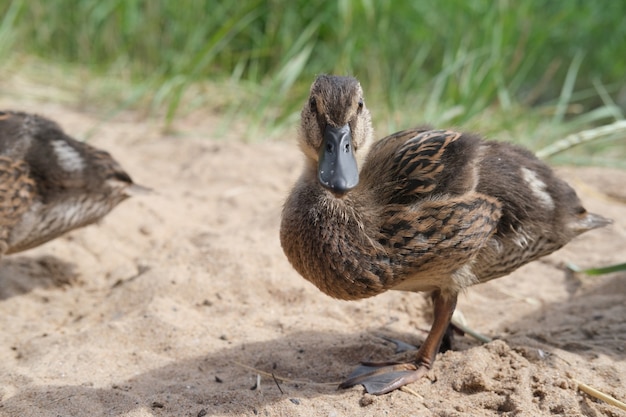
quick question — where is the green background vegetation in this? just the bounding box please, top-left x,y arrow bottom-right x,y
1,0 -> 625,165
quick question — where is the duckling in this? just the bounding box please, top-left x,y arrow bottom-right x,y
280,75 -> 611,395
0,111 -> 144,257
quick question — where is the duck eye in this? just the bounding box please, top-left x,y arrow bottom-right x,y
357,98 -> 364,111
309,97 -> 317,113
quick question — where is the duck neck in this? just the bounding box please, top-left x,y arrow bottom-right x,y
281,169 -> 389,300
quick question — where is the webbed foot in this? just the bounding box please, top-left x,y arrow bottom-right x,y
339,362 -> 429,395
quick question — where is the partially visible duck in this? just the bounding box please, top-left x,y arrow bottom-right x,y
280,75 -> 611,395
0,111 -> 145,257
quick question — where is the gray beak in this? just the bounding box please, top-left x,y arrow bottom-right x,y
318,124 -> 359,195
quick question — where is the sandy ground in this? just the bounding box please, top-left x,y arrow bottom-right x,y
0,101 -> 624,417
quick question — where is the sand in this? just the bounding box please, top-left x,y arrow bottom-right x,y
0,102 -> 624,417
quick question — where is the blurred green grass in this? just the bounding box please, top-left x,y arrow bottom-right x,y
0,0 -> 625,164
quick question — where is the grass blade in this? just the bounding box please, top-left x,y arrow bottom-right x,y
536,120 -> 626,159
567,262 -> 626,276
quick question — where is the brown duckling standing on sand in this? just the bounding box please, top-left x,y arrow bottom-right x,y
0,111 -> 145,257
280,75 -> 611,395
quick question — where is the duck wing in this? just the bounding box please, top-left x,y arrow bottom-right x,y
363,129 -> 484,204
362,129 -> 503,286
378,193 -> 501,287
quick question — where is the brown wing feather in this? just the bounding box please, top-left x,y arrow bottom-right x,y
362,129 -> 482,205
391,130 -> 461,193
378,193 -> 502,282
0,157 -> 35,253
362,129 -> 502,288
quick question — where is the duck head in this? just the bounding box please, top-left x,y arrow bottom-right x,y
299,75 -> 374,197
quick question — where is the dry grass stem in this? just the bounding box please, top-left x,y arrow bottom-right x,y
536,120 -> 626,159
450,317 -> 493,344
234,361 -> 339,387
573,379 -> 626,411
400,386 -> 424,399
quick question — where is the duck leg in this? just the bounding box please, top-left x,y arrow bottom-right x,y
339,291 -> 457,395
